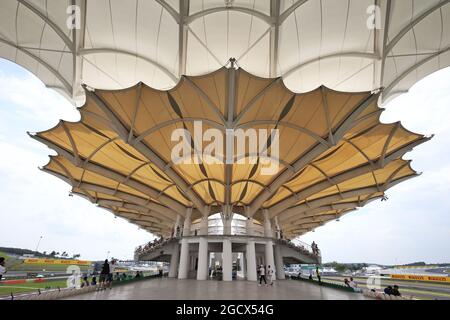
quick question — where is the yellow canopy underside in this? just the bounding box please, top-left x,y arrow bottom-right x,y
34,67 -> 427,238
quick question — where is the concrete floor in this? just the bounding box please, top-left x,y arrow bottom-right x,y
64,278 -> 367,300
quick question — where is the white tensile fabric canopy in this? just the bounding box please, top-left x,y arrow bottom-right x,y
0,0 -> 449,106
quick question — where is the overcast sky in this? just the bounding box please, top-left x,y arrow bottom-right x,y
0,59 -> 449,264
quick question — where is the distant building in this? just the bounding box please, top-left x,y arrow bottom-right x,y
363,265 -> 383,274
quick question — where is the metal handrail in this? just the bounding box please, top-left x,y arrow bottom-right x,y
135,237 -> 178,255
278,238 -> 321,258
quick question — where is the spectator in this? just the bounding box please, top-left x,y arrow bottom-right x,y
81,275 -> 90,288
311,241 -> 319,255
348,277 -> 362,293
0,257 -> 6,281
121,273 -> 127,281
344,278 -> 349,286
258,265 -> 267,286
91,276 -> 97,286
384,286 -> 393,295
135,271 -> 141,279
391,285 -> 401,296
99,259 -> 110,291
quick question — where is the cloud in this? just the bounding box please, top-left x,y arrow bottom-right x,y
299,67 -> 450,264
0,60 -> 153,261
0,72 -> 80,125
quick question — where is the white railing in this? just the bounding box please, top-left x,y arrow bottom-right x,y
190,218 -> 264,236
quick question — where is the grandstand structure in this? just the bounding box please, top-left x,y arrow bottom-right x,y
1,0 -> 448,281
30,64 -> 428,280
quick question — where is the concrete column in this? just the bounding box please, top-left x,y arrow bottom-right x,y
222,239 -> 232,281
223,217 -> 232,235
199,216 -> 208,235
274,244 -> 285,280
197,237 -> 208,280
183,208 -> 192,236
246,218 -> 254,236
246,241 -> 257,281
239,252 -> 245,278
245,207 -> 253,236
222,205 -> 233,235
263,209 -> 272,238
178,238 -> 190,279
199,207 -> 210,236
274,216 -> 281,239
169,242 -> 180,278
173,214 -> 181,237
265,240 -> 276,281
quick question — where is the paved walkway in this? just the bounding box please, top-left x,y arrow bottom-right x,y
64,278 -> 367,300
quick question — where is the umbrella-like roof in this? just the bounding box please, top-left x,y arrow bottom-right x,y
0,0 -> 449,105
31,65 -> 430,238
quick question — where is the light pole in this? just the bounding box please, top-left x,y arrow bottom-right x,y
35,235 -> 43,252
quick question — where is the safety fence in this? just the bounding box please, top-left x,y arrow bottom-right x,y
390,274 -> 450,283
23,258 -> 91,266
291,275 -> 417,300
1,278 -> 48,285
1,273 -> 166,300
290,275 -> 355,293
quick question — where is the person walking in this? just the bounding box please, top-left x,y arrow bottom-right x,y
316,266 -> 322,284
266,265 -> 274,286
107,259 -> 117,289
0,257 -> 6,281
258,265 -> 267,286
99,259 -> 110,290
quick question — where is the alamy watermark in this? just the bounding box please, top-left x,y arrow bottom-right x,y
66,265 -> 81,289
66,4 -> 382,33
171,121 -> 280,176
366,275 -> 382,290
66,5 -> 81,30
367,5 -> 382,30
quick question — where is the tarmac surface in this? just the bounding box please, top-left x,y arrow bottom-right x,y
64,277 -> 367,300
